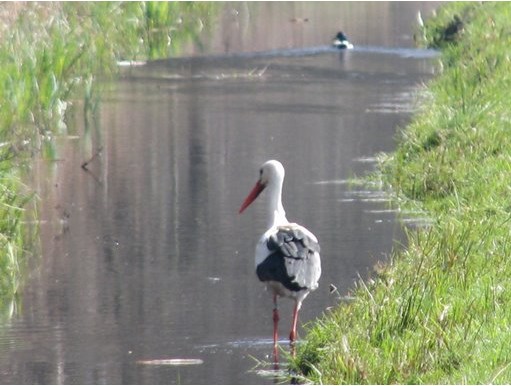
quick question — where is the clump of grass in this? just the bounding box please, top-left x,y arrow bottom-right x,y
293,2 -> 511,383
0,174 -> 31,302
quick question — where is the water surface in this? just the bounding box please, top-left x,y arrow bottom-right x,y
0,2 -> 438,384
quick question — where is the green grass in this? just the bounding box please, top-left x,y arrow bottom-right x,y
293,2 -> 511,383
0,176 -> 30,297
0,2 -> 216,305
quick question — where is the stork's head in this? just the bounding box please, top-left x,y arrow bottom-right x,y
239,160 -> 285,213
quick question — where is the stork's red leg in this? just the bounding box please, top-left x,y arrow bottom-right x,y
289,301 -> 301,356
272,294 -> 279,364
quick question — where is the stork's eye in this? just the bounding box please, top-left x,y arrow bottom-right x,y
259,168 -> 263,176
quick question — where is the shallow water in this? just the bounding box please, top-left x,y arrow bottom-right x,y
0,2 -> 438,384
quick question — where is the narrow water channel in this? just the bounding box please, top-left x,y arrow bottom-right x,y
0,2 -> 438,384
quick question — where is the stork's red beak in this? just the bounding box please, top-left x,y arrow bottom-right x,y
239,181 -> 265,213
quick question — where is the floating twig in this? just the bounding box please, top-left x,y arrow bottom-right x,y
136,358 -> 204,366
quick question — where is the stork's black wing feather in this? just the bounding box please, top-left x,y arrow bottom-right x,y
257,226 -> 320,292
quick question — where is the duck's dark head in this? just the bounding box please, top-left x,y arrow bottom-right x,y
336,31 -> 348,41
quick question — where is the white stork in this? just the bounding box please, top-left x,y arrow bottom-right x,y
239,160 -> 321,359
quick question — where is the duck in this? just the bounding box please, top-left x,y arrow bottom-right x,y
333,31 -> 354,49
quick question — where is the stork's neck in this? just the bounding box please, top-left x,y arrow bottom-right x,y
266,179 -> 288,228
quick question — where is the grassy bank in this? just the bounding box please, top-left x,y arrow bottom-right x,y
293,2 -> 511,383
0,2 -> 215,306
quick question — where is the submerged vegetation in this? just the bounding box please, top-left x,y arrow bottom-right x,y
294,2 -> 511,383
0,2 -> 215,305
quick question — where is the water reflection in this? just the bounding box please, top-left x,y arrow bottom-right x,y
0,2 -> 439,384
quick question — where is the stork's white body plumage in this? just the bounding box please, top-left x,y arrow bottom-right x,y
239,160 -> 321,359
254,223 -> 320,302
